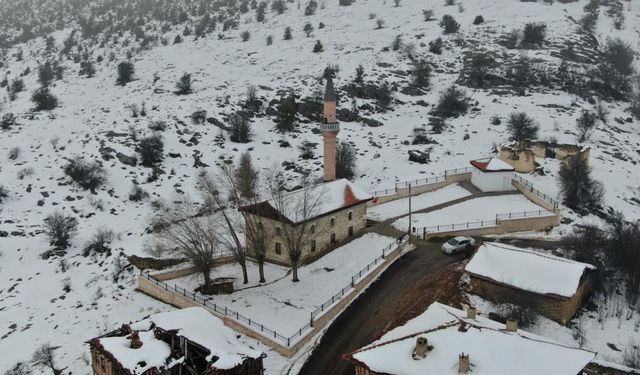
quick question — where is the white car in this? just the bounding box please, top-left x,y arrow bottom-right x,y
441,236 -> 476,254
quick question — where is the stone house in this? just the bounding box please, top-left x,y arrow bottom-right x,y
89,307 -> 265,375
343,302 -> 597,374
239,178 -> 372,265
465,242 -> 596,324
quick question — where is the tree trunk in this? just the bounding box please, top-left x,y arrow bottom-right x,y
258,258 -> 266,283
203,269 -> 211,287
239,259 -> 249,284
292,261 -> 299,282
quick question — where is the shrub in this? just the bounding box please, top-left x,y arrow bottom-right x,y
8,147 -> 20,160
1,113 -> 17,130
440,15 -> 460,34
10,79 -> 24,94
63,157 -> 107,192
229,112 -> 253,143
31,87 -> 58,111
305,0 -> 318,15
392,35 -> 402,51
241,30 -> 250,41
603,38 -> 635,77
313,40 -> 324,53
423,9 -> 435,21
116,61 -> 134,85
354,65 -> 365,83
272,0 -> 287,13
411,127 -> 430,144
0,185 -> 8,204
175,72 -> 193,95
138,134 -> 164,167
434,85 -> 469,118
129,184 -> 149,202
431,117 -> 447,133
576,110 -> 598,142
473,15 -> 484,25
43,211 -> 78,250
468,51 -> 495,88
283,26 -> 292,40
506,112 -> 538,143
623,339 -> 640,369
38,61 -> 55,86
501,29 -> 520,49
411,59 -> 431,88
191,110 -> 207,124
298,141 -> 315,159
376,19 -> 385,29
266,35 -> 273,45
558,156 -> 604,211
336,143 -> 356,180
429,37 -> 443,54
521,23 -> 546,48
86,227 -> 115,254
339,0 -> 354,6
304,22 -> 314,37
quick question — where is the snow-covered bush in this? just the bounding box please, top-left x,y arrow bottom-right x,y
440,15 -> 460,34
138,134 -> 164,167
63,157 -> 107,191
434,85 -> 469,118
43,211 -> 79,250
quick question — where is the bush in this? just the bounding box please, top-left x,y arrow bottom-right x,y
138,134 -> 164,167
175,72 -> 193,95
603,38 -> 635,77
473,15 -> 484,25
501,29 -> 520,49
410,59 -> 431,89
283,26 -> 292,40
422,9 -> 435,21
411,127 -> 430,145
38,61 -> 55,86
305,0 -> 318,15
129,184 -> 149,202
558,156 -> 604,211
229,112 -> 253,143
0,185 -> 8,204
8,147 -> 20,160
468,51 -> 495,88
241,30 -> 250,41
31,87 -> 58,111
336,143 -> 356,180
276,92 -> 297,132
63,157 -> 107,192
313,40 -> 324,53
623,339 -> 640,369
86,227 -> 115,254
440,15 -> 460,34
304,22 -> 314,37
79,60 -> 96,78
266,35 -> 273,45
606,213 -> 640,300
272,0 -> 287,13
1,113 -> 17,130
521,23 -> 546,48
339,0 -> 354,6
298,141 -> 315,159
191,110 -> 207,124
434,85 -> 469,118
43,211 -> 78,250
354,65 -> 365,83
376,19 -> 385,29
116,61 -> 134,85
10,79 -> 24,94
506,112 -> 538,143
576,110 -> 598,142
429,37 -> 443,54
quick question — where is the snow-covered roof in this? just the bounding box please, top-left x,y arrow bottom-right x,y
470,157 -> 514,172
465,242 -> 596,298
346,302 -> 595,375
98,307 -> 263,373
241,179 -> 372,224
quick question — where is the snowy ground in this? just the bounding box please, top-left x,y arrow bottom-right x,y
166,233 -> 397,336
1,0 -> 639,372
392,194 -> 555,232
366,183 -> 472,221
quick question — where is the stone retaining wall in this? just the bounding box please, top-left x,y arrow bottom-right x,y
422,214 -> 559,240
512,179 -> 557,212
370,172 -> 472,206
150,256 -> 236,281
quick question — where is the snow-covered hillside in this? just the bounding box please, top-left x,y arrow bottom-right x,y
0,0 -> 639,373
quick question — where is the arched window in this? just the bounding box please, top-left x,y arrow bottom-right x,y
276,227 -> 281,235
348,211 -> 353,221
310,224 -> 316,234
330,217 -> 336,227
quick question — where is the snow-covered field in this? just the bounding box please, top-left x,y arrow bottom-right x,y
166,233 -> 396,335
392,194 -> 555,232
0,0 -> 639,372
366,183 -> 472,221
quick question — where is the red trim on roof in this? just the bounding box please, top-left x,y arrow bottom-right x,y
470,160 -> 490,171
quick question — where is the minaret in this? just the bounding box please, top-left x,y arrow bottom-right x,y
321,76 -> 339,182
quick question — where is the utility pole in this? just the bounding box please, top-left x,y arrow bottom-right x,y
408,183 -> 412,237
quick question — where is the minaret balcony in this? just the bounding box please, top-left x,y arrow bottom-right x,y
320,122 -> 340,133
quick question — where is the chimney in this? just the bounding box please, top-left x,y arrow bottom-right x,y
130,331 -> 143,349
466,307 -> 477,320
458,353 -> 470,374
412,337 -> 429,360
506,319 -> 518,332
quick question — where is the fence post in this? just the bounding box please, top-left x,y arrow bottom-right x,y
423,228 -> 426,240
310,314 -> 314,328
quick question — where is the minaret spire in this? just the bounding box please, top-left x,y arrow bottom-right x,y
320,77 -> 340,181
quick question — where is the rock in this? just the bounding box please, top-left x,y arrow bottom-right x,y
400,85 -> 426,96
337,108 -> 359,122
362,117 -> 384,127
116,152 -> 137,167
37,200 -> 45,206
0,231 -> 9,237
168,153 -> 181,158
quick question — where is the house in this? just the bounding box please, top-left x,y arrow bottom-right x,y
89,307 -> 265,375
465,242 -> 596,324
239,178 -> 372,265
239,77 -> 373,265
469,157 -> 516,192
342,302 -> 596,375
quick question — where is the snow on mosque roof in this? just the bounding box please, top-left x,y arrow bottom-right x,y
240,178 -> 372,224
97,307 -> 263,373
465,242 -> 596,298
344,302 -> 595,375
470,157 -> 515,172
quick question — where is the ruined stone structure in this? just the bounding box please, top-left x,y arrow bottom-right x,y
499,140 -> 591,172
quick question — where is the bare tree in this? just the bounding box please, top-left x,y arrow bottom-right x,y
507,112 -> 539,146
150,198 -> 220,288
32,343 -> 62,375
43,211 -> 78,250
198,170 -> 249,284
576,110 -> 598,142
267,171 -> 324,282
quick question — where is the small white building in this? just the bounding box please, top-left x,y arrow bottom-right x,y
470,157 -> 516,192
